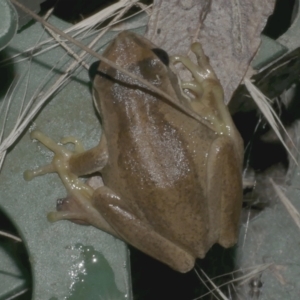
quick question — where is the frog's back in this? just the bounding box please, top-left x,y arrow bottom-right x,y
101,88 -> 216,257
93,31 -> 218,256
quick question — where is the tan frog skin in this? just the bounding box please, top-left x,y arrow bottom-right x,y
24,31 -> 244,273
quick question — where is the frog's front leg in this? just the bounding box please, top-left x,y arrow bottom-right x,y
171,43 -> 234,136
68,133 -> 108,176
91,186 -> 195,273
206,136 -> 243,248
24,130 -> 116,235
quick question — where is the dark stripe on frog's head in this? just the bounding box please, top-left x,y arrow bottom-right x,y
151,48 -> 169,66
89,61 -> 100,81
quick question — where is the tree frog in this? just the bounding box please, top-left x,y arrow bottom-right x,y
24,31 -> 243,273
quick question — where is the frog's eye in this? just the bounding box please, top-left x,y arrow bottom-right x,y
152,48 -> 169,66
89,61 -> 100,81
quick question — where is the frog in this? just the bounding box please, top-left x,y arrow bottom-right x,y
24,30 -> 243,273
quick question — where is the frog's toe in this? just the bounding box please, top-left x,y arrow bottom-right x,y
57,195 -> 78,212
30,130 -> 44,141
30,130 -> 73,157
49,196 -> 90,225
181,81 -> 203,96
47,210 -> 89,224
190,42 -> 210,68
23,169 -> 35,181
60,136 -> 85,153
24,163 -> 56,181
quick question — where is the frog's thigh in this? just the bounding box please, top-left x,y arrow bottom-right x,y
69,134 -> 108,176
93,187 -> 195,273
207,136 -> 242,248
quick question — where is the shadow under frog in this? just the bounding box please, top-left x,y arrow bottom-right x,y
24,31 -> 243,273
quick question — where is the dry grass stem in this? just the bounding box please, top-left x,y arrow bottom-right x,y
244,78 -> 298,165
0,1 -> 143,172
3,0 -> 144,65
199,269 -> 228,300
0,230 -> 22,242
193,268 -> 228,300
270,178 -> 300,231
4,288 -> 29,300
192,263 -> 272,299
11,0 -> 215,131
45,23 -> 90,70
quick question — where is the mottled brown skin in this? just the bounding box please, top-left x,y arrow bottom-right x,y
24,31 -> 243,272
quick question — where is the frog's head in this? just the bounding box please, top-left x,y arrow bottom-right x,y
89,31 -> 172,90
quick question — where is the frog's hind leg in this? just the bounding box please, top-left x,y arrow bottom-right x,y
206,136 -> 243,248
24,130 -> 115,235
92,186 -> 195,273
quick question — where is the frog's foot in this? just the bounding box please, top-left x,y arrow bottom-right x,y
48,196 -> 90,225
171,43 -> 218,85
24,130 -> 85,181
48,188 -> 118,237
171,43 -> 233,136
24,130 -> 116,235
51,176 -> 104,225
24,130 -> 94,197
24,131 -> 91,219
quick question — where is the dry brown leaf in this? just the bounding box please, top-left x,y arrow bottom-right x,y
146,0 -> 276,104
